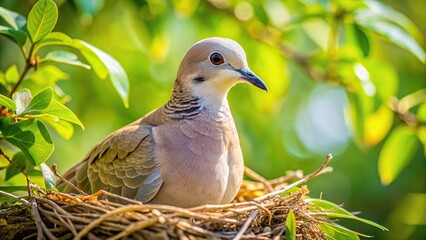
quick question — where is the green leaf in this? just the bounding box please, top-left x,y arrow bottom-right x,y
364,60 -> 398,100
361,1 -> 424,42
347,91 -> 367,145
364,104 -> 393,146
5,65 -> 19,85
307,198 -> 352,215
72,40 -> 108,78
39,115 -> 74,139
353,24 -> 369,57
27,0 -> 58,43
35,31 -> 73,51
74,40 -> 129,107
30,65 -> 69,86
41,51 -> 91,69
319,223 -> 361,240
309,198 -> 388,231
0,94 -> 16,110
285,210 -> 297,240
0,25 -> 27,46
356,17 -> 425,63
2,119 -> 54,166
0,117 -> 13,133
417,103 -> 426,123
284,5 -> 327,27
318,212 -> 387,231
32,33 -> 129,107
22,87 -> 53,114
0,6 -> 26,30
0,70 -> 5,86
40,163 -> 56,189
378,125 -> 419,185
4,152 -> 27,181
41,99 -> 84,129
0,185 -> 29,192
12,89 -> 32,115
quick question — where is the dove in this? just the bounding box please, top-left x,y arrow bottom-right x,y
60,37 -> 267,207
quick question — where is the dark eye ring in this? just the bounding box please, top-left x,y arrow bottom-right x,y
209,52 -> 224,65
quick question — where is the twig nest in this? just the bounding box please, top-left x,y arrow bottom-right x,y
1,184 -> 326,239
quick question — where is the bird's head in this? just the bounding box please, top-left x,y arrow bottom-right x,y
176,37 -> 267,106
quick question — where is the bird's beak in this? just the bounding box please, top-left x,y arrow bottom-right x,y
236,69 -> 268,91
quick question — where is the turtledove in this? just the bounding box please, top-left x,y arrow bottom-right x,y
59,37 -> 267,208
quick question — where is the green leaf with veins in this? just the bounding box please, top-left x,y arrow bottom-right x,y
33,32 -> 130,107
41,51 -> 91,69
39,115 -> 75,139
34,32 -> 73,51
74,40 -> 129,107
41,99 -> 84,129
22,87 -> 53,114
27,0 -> 58,43
2,119 -> 54,166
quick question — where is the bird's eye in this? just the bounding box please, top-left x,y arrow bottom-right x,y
209,52 -> 224,65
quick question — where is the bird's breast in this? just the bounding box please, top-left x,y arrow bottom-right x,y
150,110 -> 244,207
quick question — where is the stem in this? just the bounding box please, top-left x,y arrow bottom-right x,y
52,163 -> 88,195
7,43 -> 36,98
0,190 -> 30,206
326,1 -> 340,82
0,148 -> 32,196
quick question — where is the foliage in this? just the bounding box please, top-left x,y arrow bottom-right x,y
0,0 -> 128,189
0,0 -> 424,239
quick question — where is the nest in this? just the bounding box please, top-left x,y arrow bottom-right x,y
0,156 -> 333,240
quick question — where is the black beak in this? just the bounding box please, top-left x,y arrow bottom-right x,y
237,69 -> 268,91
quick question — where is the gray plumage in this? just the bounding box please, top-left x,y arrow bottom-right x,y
60,37 -> 267,208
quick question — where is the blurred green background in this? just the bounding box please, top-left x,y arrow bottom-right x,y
0,0 -> 425,239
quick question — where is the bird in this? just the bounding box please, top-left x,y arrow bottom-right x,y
59,37 -> 267,208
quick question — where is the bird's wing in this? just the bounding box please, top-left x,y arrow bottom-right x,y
61,120 -> 163,203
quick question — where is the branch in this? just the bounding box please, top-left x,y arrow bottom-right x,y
0,190 -> 30,206
244,166 -> 274,192
254,153 -> 333,202
233,210 -> 258,240
51,163 -> 88,196
0,148 -> 32,196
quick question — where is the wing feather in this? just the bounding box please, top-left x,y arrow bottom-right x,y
60,121 -> 163,203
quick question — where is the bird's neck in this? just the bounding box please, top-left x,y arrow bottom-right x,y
164,80 -> 230,120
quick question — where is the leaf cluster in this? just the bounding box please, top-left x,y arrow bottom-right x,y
0,0 -> 128,190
